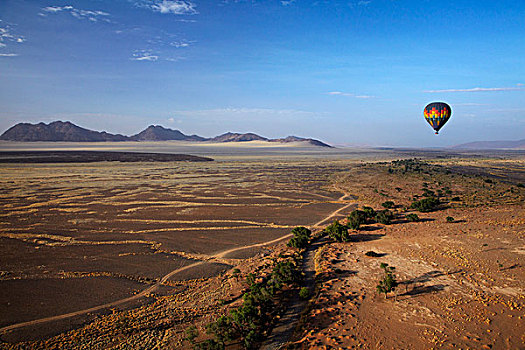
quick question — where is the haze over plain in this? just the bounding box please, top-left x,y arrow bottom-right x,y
0,0 -> 524,146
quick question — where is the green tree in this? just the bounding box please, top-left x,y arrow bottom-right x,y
381,201 -> 395,209
410,197 -> 440,212
376,263 -> 398,299
287,226 -> 312,249
206,315 -> 236,348
347,210 -> 366,230
405,213 -> 419,222
376,209 -> 393,225
299,287 -> 309,299
185,325 -> 199,345
362,206 -> 377,222
325,220 -> 350,242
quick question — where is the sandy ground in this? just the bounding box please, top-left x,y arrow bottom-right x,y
292,159 -> 525,350
0,149 -> 524,349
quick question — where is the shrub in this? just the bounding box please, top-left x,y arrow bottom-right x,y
362,206 -> 376,222
405,213 -> 419,222
287,226 -> 311,249
206,315 -> 236,348
446,216 -> 455,223
517,183 -> 524,188
376,263 -> 398,299
382,201 -> 395,209
347,210 -> 366,230
299,287 -> 309,299
287,236 -> 306,249
185,325 -> 199,345
451,196 -> 461,201
325,220 -> 350,242
410,197 -> 440,212
376,209 -> 393,225
291,226 -> 311,238
422,189 -> 436,197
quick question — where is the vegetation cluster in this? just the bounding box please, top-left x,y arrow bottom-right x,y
287,226 -> 312,249
190,226 -> 311,349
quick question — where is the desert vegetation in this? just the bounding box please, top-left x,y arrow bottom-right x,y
294,156 -> 525,349
1,151 -> 524,349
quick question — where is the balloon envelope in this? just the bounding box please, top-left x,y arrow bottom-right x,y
424,102 -> 451,134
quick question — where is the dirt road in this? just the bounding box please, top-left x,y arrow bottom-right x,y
0,193 -> 354,335
261,196 -> 357,349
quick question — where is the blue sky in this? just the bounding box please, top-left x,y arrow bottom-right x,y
0,0 -> 524,146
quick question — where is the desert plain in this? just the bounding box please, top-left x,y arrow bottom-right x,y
0,142 -> 523,349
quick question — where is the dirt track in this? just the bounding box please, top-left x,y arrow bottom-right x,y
0,192 -> 354,336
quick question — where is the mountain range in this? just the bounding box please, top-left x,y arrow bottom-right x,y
451,139 -> 525,150
0,121 -> 332,147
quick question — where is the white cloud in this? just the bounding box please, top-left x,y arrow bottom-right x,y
0,53 -> 19,57
424,84 -> 525,93
281,0 -> 296,6
326,91 -> 375,98
131,49 -> 159,61
0,22 -> 26,50
132,55 -> 158,61
170,40 -> 195,48
40,6 -> 110,22
134,1 -> 198,15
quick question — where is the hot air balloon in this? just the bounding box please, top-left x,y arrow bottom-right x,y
424,102 -> 451,134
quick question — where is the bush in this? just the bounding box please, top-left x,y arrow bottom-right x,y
381,201 -> 395,209
205,315 -> 236,348
376,263 -> 398,299
299,287 -> 309,299
451,196 -> 461,201
517,183 -> 524,188
376,209 -> 393,225
291,226 -> 311,238
410,197 -> 440,212
422,189 -> 436,197
362,206 -> 376,222
185,325 -> 199,345
446,216 -> 455,223
287,226 -> 311,249
405,213 -> 419,222
325,220 -> 350,242
347,210 -> 366,230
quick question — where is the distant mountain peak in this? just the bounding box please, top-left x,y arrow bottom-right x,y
0,120 -> 128,142
0,121 -> 332,147
210,132 -> 268,142
270,135 -> 333,148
